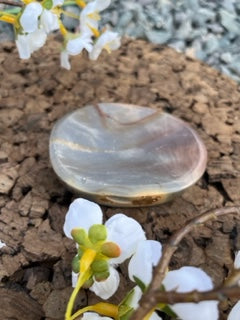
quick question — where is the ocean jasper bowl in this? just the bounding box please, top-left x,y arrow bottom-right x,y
49,103 -> 207,207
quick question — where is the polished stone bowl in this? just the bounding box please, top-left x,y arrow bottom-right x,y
49,103 -> 207,207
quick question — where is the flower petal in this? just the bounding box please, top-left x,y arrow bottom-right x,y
234,251 -> 240,269
128,287 -> 162,319
63,198 -> 103,238
129,286 -> 142,310
40,10 -> 59,33
95,0 -> 111,11
80,2 -> 99,34
163,266 -> 214,292
128,240 -> 162,285
163,267 -> 219,320
60,50 -> 71,70
53,0 -> 64,6
82,312 -> 112,320
28,29 -> 47,52
105,214 -> 146,264
66,34 -> 93,55
89,31 -> 120,60
169,301 -> 219,320
20,2 -> 42,33
16,35 -> 31,59
90,266 -> 120,299
228,301 -> 240,320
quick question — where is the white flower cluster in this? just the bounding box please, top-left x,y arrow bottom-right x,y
15,0 -> 120,69
64,198 -> 240,320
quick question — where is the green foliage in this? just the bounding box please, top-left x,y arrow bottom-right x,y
133,276 -> 146,292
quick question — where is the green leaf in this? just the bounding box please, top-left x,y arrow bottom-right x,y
119,288 -> 135,307
133,276 -> 146,292
157,304 -> 178,318
118,306 -> 134,320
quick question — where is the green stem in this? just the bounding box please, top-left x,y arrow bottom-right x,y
65,269 -> 92,320
65,248 -> 96,320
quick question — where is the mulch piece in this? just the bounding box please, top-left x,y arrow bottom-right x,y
0,37 -> 239,320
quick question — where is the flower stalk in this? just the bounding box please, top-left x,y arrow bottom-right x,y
65,248 -> 96,320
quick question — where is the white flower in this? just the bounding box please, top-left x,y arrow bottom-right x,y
81,312 -> 112,320
80,0 -> 111,35
89,266 -> 119,299
128,240 -> 162,285
60,33 -> 93,69
126,240 -> 162,320
162,266 -> 219,320
40,9 -> 59,33
89,30 -> 121,60
20,0 -> 61,35
72,266 -> 120,300
128,241 -> 219,320
66,33 -> 93,55
228,301 -> 240,320
40,0 -> 63,34
20,2 -> 43,33
16,29 -> 47,59
63,198 -> 146,299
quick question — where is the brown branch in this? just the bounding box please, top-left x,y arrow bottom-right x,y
0,0 -> 23,7
130,206 -> 240,319
149,286 -> 240,305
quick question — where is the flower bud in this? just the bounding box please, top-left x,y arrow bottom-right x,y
82,277 -> 94,289
72,255 -> 80,273
42,0 -> 53,9
101,242 -> 121,258
71,228 -> 88,245
94,270 -> 110,282
88,224 -> 107,244
91,259 -> 109,273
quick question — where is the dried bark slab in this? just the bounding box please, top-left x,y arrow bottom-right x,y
0,288 -> 43,320
0,37 -> 239,318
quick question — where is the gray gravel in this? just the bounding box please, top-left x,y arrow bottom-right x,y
1,0 -> 240,82
100,0 -> 240,83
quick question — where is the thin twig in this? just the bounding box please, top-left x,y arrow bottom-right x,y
0,0 -> 23,7
146,286 -> 240,305
130,206 -> 240,319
